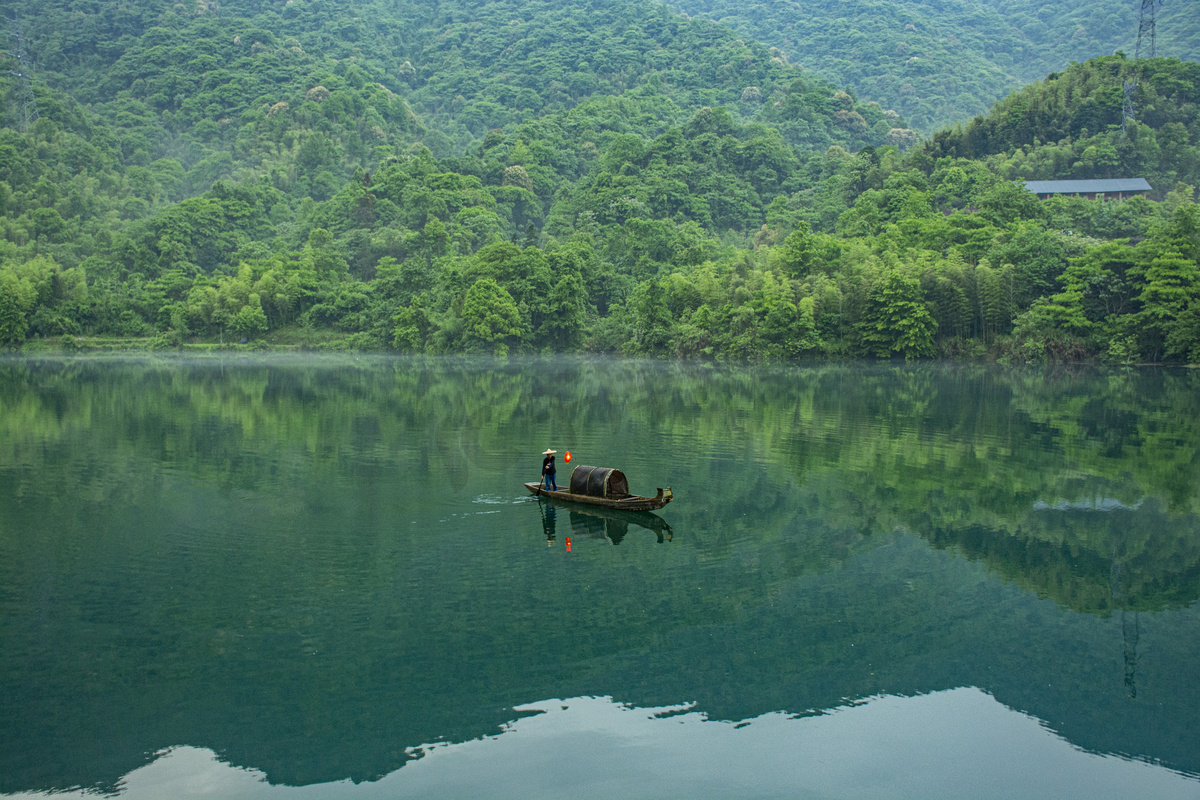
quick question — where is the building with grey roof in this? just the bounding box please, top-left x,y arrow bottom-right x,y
1021,179 -> 1152,200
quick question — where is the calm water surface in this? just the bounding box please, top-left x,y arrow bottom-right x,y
1,355 -> 1199,799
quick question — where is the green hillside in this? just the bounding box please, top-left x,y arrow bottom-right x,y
925,55 -> 1200,192
11,0 -> 895,167
668,0 -> 1200,131
0,1 -> 1197,365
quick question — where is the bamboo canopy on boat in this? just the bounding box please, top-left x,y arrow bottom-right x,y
569,465 -> 630,499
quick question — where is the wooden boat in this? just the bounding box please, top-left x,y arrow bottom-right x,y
524,464 -> 673,512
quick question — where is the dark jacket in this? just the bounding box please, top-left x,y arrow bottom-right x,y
542,455 -> 556,475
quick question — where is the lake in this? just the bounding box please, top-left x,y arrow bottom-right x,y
1,355 -> 1198,799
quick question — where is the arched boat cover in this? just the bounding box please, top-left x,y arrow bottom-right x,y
569,465 -> 630,499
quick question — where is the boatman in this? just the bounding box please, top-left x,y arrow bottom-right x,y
541,448 -> 558,491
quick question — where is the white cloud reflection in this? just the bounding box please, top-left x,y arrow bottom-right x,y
7,688 -> 1197,800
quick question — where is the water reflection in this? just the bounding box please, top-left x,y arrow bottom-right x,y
3,356 -> 1200,795
536,496 -> 673,545
537,498 -> 673,545
539,502 -> 558,545
922,497 -> 1200,614
5,691 -> 1197,800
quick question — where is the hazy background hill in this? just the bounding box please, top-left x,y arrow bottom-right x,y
8,0 -> 896,161
668,0 -> 1200,130
0,0 -> 902,267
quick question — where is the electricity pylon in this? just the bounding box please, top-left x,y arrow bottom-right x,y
6,17 -> 38,133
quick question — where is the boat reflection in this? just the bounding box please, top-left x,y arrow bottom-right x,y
536,497 -> 673,544
539,502 -> 558,545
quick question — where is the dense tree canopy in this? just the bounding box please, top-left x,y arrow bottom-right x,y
0,1 -> 1197,364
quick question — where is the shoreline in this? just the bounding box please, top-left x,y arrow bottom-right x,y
3,338 -> 1195,369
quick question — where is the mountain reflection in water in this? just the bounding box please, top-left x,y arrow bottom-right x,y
4,691 -> 1197,800
1,356 -> 1199,796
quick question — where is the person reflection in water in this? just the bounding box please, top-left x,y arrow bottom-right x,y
541,503 -> 557,546
541,448 -> 558,490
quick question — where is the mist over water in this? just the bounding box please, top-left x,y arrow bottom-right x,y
2,355 -> 1199,797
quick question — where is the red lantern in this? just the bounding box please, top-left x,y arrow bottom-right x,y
565,451 -> 572,463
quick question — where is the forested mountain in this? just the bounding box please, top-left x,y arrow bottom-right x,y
12,0 -> 895,164
668,0 -> 1200,131
0,0 -> 1198,364
926,55 -> 1200,187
